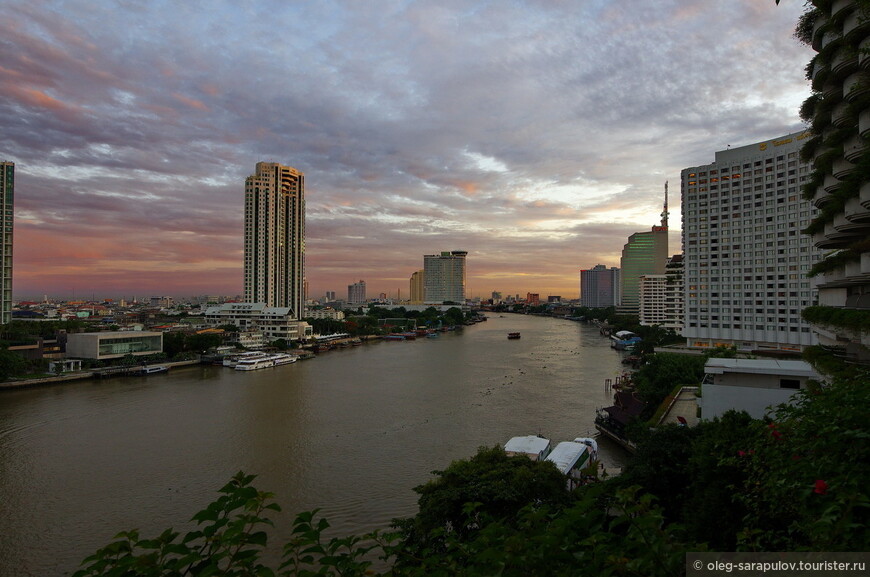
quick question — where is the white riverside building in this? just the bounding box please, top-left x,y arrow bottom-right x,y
639,254 -> 684,331
681,131 -> 823,353
423,251 -> 467,304
205,303 -> 313,342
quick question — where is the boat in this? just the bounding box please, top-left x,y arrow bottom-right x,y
235,357 -> 275,371
507,332 -> 521,339
268,353 -> 297,366
132,365 -> 168,375
504,435 -> 551,461
223,351 -> 268,367
544,438 -> 600,490
384,335 -> 406,341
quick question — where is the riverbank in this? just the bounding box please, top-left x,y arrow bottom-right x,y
0,359 -> 201,390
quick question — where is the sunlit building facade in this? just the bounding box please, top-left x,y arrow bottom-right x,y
681,132 -> 822,353
244,162 -> 305,318
409,269 -> 424,304
423,251 -> 467,304
347,280 -> 366,304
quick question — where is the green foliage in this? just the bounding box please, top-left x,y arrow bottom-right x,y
73,472 -> 281,576
392,445 -> 569,557
802,305 -> 870,334
0,347 -> 27,381
632,353 -> 706,416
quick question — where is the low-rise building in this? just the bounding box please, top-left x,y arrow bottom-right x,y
204,303 -> 313,342
699,358 -> 820,421
66,331 -> 163,360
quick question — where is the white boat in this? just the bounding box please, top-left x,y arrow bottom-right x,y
268,353 -> 297,366
504,435 -> 552,461
133,365 -> 168,375
545,438 -> 599,490
223,351 -> 267,367
234,357 -> 275,371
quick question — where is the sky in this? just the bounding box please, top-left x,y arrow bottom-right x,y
1,0 -> 814,302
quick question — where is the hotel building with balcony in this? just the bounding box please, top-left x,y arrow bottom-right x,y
799,0 -> 870,363
423,251 -> 467,304
681,132 -> 823,353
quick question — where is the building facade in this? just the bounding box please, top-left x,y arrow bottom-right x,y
619,228 -> 668,314
423,251 -> 467,304
205,302 -> 313,342
639,254 -> 684,330
681,131 -> 822,353
1,161 -> 13,324
244,162 -> 305,318
580,264 -> 621,308
800,0 -> 870,363
347,280 -> 366,304
409,270 -> 424,304
66,331 -> 163,360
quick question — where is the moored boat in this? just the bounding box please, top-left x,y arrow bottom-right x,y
545,438 -> 600,490
504,435 -> 551,461
223,351 -> 268,367
132,365 -> 168,375
235,357 -> 275,371
507,332 -> 521,339
269,353 -> 297,366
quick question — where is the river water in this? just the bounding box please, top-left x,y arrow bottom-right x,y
0,314 -> 630,576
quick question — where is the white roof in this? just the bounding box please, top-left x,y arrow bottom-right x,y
704,358 -> 819,378
545,441 -> 592,474
504,435 -> 550,456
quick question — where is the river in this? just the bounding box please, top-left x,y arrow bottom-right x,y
0,314 -> 630,576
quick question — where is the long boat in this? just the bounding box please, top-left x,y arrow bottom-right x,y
223,351 -> 268,367
235,357 -> 275,371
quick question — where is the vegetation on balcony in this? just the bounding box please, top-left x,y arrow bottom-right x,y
802,305 -> 870,334
807,248 -> 861,277
802,148 -> 870,230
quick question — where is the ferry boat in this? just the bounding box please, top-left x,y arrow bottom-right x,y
544,438 -> 600,490
504,435 -> 551,461
235,357 -> 275,371
132,365 -> 168,375
269,353 -> 297,366
223,351 -> 268,367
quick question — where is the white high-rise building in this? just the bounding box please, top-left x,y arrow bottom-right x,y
681,132 -> 823,353
423,251 -> 467,304
348,280 -> 366,304
244,162 -> 305,318
639,254 -> 683,330
580,264 -> 620,308
0,161 -> 13,324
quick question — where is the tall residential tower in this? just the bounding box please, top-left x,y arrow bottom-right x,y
0,162 -> 12,324
423,251 -> 467,304
681,132 -> 822,353
618,184 -> 670,314
244,162 -> 305,318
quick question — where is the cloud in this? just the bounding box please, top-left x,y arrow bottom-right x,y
1,0 -> 813,300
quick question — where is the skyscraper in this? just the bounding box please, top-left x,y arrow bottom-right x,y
423,251 -> 467,304
0,162 -> 12,324
681,131 -> 822,353
409,269 -> 424,304
347,280 -> 366,304
618,186 -> 669,314
580,264 -> 620,308
244,162 -> 305,318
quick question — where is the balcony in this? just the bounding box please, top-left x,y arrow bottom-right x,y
832,100 -> 856,126
832,46 -> 859,77
844,133 -> 867,160
832,0 -> 854,21
861,181 -> 870,209
833,156 -> 858,178
845,195 -> 870,223
861,36 -> 870,69
843,71 -> 870,102
843,8 -> 870,41
813,13 -> 831,51
860,108 -> 870,136
814,229 -> 853,249
824,173 -> 843,194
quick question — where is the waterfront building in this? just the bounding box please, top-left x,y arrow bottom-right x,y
699,358 -> 820,420
409,270 -> 424,304
347,280 -> 366,304
244,162 -> 305,317
639,254 -> 684,330
204,302 -> 313,342
681,132 -> 822,353
799,0 -> 870,363
580,265 -> 620,308
423,251 -> 467,304
1,161 -> 13,324
303,308 -> 345,321
66,331 -> 163,360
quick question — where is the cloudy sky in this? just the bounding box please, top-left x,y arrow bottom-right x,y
2,0 -> 813,301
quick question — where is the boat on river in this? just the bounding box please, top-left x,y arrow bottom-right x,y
223,351 -> 268,367
235,357 -> 275,371
545,438 -> 600,490
269,353 -> 297,366
504,435 -> 551,461
132,365 -> 168,375
507,332 -> 521,339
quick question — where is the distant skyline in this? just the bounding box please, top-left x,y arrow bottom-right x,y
2,1 -> 812,300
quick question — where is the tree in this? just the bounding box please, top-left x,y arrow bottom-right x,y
392,446 -> 570,557
0,348 -> 26,381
